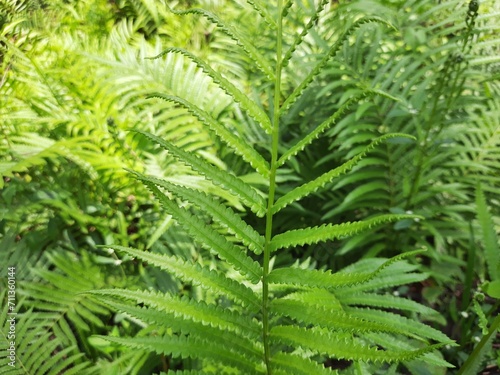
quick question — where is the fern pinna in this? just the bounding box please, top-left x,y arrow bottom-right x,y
88,2 -> 454,374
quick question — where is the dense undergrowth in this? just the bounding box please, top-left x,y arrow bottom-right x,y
1,0 -> 499,374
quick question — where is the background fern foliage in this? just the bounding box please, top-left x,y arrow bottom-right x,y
1,0 -> 499,374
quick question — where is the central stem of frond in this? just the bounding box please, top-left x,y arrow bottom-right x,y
262,1 -> 284,374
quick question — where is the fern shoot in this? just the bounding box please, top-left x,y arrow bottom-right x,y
86,2 -> 454,374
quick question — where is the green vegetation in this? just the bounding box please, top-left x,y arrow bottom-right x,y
1,0 -> 499,374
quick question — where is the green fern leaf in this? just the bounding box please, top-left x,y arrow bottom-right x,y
87,289 -> 261,340
270,325 -> 445,363
268,250 -> 424,288
270,214 -> 421,252
271,299 -> 409,336
165,7 -> 274,79
345,307 -> 452,343
94,334 -> 262,375
363,332 -> 454,368
148,93 -> 270,178
280,16 -> 396,115
95,299 -> 263,362
475,183 -> 500,280
337,272 -> 429,294
134,129 -> 267,217
149,48 -> 273,134
141,180 -> 262,283
281,289 -> 343,310
128,171 -> 265,254
245,0 -> 276,28
282,0 -> 330,68
273,133 -> 415,213
103,245 -> 260,310
340,293 -> 441,317
278,90 -> 404,167
270,352 -> 340,375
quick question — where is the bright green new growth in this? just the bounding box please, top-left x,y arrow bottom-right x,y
88,2 -> 454,373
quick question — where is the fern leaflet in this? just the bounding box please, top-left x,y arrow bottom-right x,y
165,6 -> 274,79
273,133 -> 415,213
280,16 -> 396,115
87,289 -> 261,340
102,245 -> 260,309
141,180 -> 262,282
93,334 -> 262,375
270,325 -> 447,363
149,48 -> 273,134
270,214 -> 421,252
133,129 -> 267,217
149,93 -> 270,178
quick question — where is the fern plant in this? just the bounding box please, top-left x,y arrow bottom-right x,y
86,1 -> 455,373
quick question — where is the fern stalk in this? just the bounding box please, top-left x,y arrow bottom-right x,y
262,1 -> 284,373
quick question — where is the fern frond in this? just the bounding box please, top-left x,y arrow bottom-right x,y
268,250 -> 424,288
280,16 -> 396,115
245,0 -> 276,28
281,288 -> 343,310
282,0 -> 330,68
94,334 -> 262,375
148,93 -> 270,178
362,332 -> 455,368
337,272 -> 429,294
133,129 -> 267,217
271,300 -> 410,336
273,133 -> 415,213
270,214 -> 421,252
475,183 -> 500,280
103,245 -> 260,310
270,325 -> 446,363
270,352 -> 339,375
95,299 -> 263,362
128,171 -> 265,254
345,307 -> 452,343
277,90 -> 402,167
149,48 -> 273,134
141,180 -> 262,283
165,6 -> 274,79
340,293 -> 440,317
87,289 -> 261,340
16,250 -> 111,366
